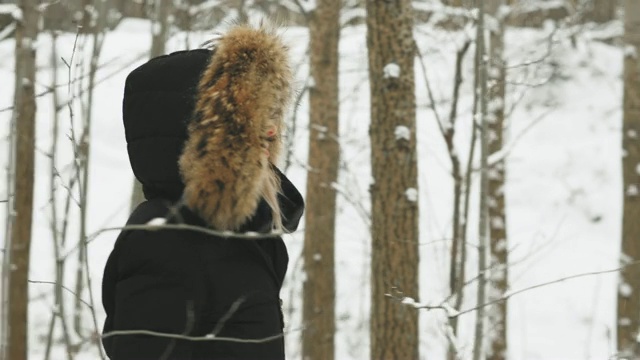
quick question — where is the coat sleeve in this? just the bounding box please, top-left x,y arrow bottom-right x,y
101,229 -> 200,360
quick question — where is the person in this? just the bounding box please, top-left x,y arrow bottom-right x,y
101,25 -> 304,360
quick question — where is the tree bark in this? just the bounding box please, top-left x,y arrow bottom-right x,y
473,0 -> 489,359
302,1 -> 340,359
486,0 -> 508,359
617,0 -> 640,357
7,1 -> 38,359
366,1 -> 419,358
586,0 -> 616,23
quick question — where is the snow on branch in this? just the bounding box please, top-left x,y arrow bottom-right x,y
392,260 -> 640,318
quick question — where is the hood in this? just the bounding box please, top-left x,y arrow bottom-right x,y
122,27 -> 303,232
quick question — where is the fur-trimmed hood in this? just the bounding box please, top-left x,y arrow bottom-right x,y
122,25 -> 303,232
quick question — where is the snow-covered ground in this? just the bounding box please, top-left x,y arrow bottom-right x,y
0,17 -> 624,359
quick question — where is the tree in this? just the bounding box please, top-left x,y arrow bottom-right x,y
473,0 -> 489,359
585,0 -> 616,23
130,0 -> 171,211
617,0 -> 640,357
365,0 -> 419,358
486,0 -> 509,359
6,0 -> 38,359
302,0 -> 340,359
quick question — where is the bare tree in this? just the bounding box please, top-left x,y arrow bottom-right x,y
473,0 -> 490,358
6,1 -> 38,359
130,0 -> 172,211
617,0 -> 640,357
415,32 -> 471,360
365,0 -> 419,358
302,0 -> 340,359
43,29 -> 75,360
69,5 -> 111,356
486,0 -> 509,359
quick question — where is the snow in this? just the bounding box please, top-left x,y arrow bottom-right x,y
620,253 -> 634,266
394,125 -> 411,141
152,22 -> 161,36
383,62 -> 401,79
626,185 -> 639,197
21,37 -> 31,49
491,216 -> 505,230
405,188 -> 418,202
401,296 -> 417,306
146,217 -> 167,226
0,4 -> 18,14
441,302 -> 460,318
0,17 -> 630,360
0,22 -> 15,42
619,318 -> 632,327
619,282 -> 633,298
307,76 -> 316,88
10,7 -> 22,22
495,239 -> 507,252
624,45 -> 638,59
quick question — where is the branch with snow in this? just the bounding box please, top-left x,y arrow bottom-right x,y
393,260 -> 640,319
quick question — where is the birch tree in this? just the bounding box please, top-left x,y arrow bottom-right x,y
617,0 -> 640,357
302,0 -> 340,359
6,1 -> 38,359
365,0 -> 419,358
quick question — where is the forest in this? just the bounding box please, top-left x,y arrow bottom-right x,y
0,0 -> 639,359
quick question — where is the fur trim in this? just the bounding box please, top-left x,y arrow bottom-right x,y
179,25 -> 292,231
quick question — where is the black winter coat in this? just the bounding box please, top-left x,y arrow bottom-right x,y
102,32 -> 304,360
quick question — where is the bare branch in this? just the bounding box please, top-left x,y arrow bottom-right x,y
415,42 -> 446,137
210,297 -> 246,337
394,261 -> 640,319
27,280 -> 93,310
101,328 -> 302,344
61,223 -> 300,260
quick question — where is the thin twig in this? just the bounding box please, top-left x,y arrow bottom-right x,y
27,280 -> 93,310
210,297 -> 246,337
415,43 -> 446,137
61,223 -> 297,260
102,328 -> 303,343
397,261 -> 640,319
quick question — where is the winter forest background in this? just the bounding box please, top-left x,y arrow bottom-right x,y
0,0 -> 639,359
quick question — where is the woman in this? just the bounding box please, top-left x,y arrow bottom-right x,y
101,25 -> 304,359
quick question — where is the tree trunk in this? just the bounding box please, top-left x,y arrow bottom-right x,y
366,1 -> 419,358
130,0 -> 171,211
586,0 -> 616,23
7,1 -> 38,359
473,0 -> 489,359
617,0 -> 640,357
302,1 -> 340,359
486,0 -> 508,359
